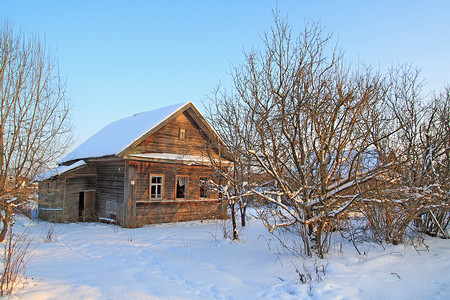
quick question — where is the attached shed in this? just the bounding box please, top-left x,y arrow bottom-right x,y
37,102 -> 231,227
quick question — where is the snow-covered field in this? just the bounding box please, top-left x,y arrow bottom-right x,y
8,213 -> 450,299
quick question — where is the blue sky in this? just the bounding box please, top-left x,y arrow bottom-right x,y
1,0 -> 449,151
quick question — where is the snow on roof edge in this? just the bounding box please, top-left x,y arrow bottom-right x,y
35,160 -> 87,181
128,152 -> 233,165
58,102 -> 190,165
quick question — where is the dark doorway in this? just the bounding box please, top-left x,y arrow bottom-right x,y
78,190 -> 96,222
78,192 -> 85,220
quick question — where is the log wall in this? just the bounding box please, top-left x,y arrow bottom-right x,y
136,110 -> 212,156
132,160 -> 219,201
38,106 -> 229,226
129,160 -> 226,226
63,176 -> 96,222
135,200 -> 226,226
38,164 -> 96,223
95,161 -> 125,221
38,180 -> 64,222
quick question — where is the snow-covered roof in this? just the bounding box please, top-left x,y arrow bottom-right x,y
35,160 -> 87,181
59,102 -> 190,164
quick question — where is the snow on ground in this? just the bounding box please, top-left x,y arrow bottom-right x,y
7,213 -> 450,300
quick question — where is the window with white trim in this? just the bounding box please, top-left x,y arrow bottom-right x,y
150,175 -> 163,200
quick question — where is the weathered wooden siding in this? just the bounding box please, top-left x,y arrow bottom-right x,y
136,110 -> 212,156
38,164 -> 96,223
132,161 -> 219,201
38,180 -> 64,222
128,160 -> 226,226
63,176 -> 96,222
135,200 -> 226,226
122,162 -> 136,227
38,104 -> 230,227
95,161 -> 125,222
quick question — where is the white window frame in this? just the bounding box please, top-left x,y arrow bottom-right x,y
150,175 -> 164,200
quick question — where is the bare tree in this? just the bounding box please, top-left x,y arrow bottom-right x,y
359,64 -> 425,244
204,87 -> 259,237
1,223 -> 32,296
0,21 -> 73,242
413,85 -> 450,237
360,64 -> 450,244
200,141 -> 249,241
206,14 -> 396,257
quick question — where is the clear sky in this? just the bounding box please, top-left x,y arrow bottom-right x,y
1,0 -> 449,152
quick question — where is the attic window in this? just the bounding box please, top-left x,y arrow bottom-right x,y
179,128 -> 186,139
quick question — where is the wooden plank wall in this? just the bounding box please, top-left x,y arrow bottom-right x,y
63,176 -> 96,222
95,161 -> 125,221
38,180 -> 65,222
38,164 -> 97,222
136,110 -> 213,157
135,200 -> 227,226
38,162 -> 126,224
39,159 -> 228,226
130,160 -> 227,225
132,161 -> 219,201
38,106 -> 229,226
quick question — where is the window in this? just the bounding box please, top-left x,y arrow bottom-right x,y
176,176 -> 188,199
199,177 -> 209,198
179,128 -> 186,139
150,175 -> 164,200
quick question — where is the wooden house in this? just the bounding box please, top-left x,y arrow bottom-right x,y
37,102 -> 231,227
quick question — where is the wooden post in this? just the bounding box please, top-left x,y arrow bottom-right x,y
61,177 -> 67,222
123,161 -> 137,227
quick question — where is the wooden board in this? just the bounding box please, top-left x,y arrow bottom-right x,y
131,160 -> 219,202
135,199 -> 227,226
134,111 -> 216,157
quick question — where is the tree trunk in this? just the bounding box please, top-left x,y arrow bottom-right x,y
0,203 -> 13,243
230,201 -> 239,240
316,221 -> 325,259
240,205 -> 246,227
